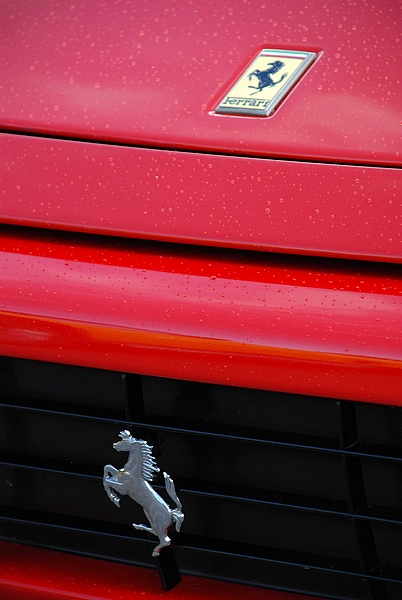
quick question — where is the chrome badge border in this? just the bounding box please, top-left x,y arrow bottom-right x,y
216,49 -> 316,117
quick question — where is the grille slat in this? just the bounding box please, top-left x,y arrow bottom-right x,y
1,356 -> 402,600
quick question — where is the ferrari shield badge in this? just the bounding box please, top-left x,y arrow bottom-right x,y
216,49 -> 316,116
103,431 -> 184,558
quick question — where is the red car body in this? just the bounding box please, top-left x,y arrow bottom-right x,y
0,1 -> 401,599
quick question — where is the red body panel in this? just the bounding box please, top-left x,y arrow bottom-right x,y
1,228 -> 401,405
1,0 -> 401,166
0,542 -> 323,600
1,1 -> 402,598
1,133 -> 401,262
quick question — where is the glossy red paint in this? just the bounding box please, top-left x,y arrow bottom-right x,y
1,1 -> 400,167
0,541 -> 323,600
1,227 -> 401,405
1,134 -> 401,262
0,2 -> 400,598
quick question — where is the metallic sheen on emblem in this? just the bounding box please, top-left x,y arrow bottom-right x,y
103,430 -> 184,557
216,49 -> 316,117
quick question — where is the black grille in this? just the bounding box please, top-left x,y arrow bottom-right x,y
1,356 -> 402,600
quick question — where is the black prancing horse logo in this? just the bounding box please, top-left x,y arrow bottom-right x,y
248,60 -> 288,95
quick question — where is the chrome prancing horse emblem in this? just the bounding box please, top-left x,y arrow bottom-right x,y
103,430 -> 184,557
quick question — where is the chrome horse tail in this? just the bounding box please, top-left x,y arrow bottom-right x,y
164,472 -> 184,532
